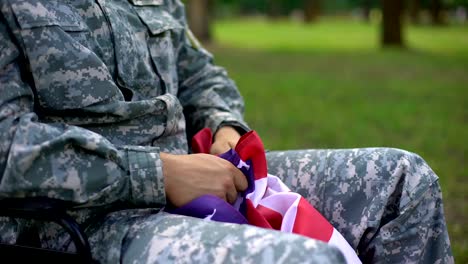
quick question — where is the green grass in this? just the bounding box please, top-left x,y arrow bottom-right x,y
209,18 -> 468,262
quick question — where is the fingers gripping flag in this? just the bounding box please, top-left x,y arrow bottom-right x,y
167,128 -> 361,264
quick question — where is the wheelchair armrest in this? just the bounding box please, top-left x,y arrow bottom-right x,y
0,197 -> 93,263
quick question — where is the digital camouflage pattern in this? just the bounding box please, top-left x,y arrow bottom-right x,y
0,0 -> 453,263
266,149 -> 453,263
86,210 -> 346,263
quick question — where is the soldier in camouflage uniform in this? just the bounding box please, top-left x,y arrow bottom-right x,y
0,0 -> 453,263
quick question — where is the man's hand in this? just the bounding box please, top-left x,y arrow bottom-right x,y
161,153 -> 248,207
210,126 -> 241,155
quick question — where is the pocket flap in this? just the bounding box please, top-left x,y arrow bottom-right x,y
133,7 -> 183,35
129,0 -> 164,6
10,0 -> 86,31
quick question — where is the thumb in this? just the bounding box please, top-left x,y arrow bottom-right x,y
210,141 -> 231,155
232,167 -> 248,191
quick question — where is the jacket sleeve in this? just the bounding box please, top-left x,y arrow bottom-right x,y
172,1 -> 250,138
0,20 -> 166,208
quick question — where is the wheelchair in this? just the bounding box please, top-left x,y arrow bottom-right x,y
0,197 -> 94,263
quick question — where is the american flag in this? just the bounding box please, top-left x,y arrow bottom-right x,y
167,128 -> 361,264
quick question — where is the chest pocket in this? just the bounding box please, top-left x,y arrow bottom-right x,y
10,0 -> 122,110
131,4 -> 183,96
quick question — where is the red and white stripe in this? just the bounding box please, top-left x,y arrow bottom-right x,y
243,174 -> 360,264
193,129 -> 361,264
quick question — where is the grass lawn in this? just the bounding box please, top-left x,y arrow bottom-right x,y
209,18 -> 468,262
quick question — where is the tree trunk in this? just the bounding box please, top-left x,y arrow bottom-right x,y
408,0 -> 420,24
362,0 -> 371,22
304,0 -> 320,23
430,0 -> 444,25
267,0 -> 282,19
187,0 -> 213,43
381,0 -> 404,47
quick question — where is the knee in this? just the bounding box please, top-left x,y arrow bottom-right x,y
383,148 -> 438,180
238,231 -> 348,264
378,148 -> 441,202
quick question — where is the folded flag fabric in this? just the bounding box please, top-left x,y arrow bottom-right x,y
166,128 -> 361,264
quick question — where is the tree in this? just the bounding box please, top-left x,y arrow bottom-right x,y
430,0 -> 445,25
408,0 -> 420,24
362,0 -> 372,22
381,0 -> 405,47
187,0 -> 214,43
304,0 -> 320,23
267,0 -> 282,19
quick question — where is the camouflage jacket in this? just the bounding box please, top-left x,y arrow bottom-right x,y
0,0 -> 249,217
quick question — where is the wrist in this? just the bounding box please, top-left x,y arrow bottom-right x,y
161,152 -> 175,181
215,126 -> 241,141
160,152 -> 180,203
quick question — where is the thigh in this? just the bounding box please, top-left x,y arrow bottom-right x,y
267,148 -> 391,212
266,148 -> 438,248
88,209 -> 346,264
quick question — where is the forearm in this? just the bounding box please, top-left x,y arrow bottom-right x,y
0,89 -> 165,208
170,0 -> 250,136
178,51 -> 250,135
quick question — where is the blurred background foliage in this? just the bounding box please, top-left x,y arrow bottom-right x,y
185,0 -> 467,262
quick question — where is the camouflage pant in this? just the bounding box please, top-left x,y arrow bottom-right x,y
87,148 -> 453,263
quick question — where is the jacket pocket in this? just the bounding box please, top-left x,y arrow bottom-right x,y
132,4 -> 184,95
11,0 -> 122,110
11,1 -> 87,31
